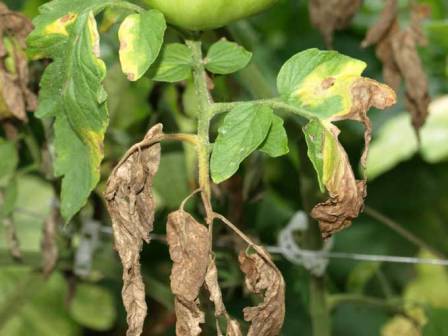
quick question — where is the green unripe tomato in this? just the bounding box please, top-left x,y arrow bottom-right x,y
145,0 -> 278,31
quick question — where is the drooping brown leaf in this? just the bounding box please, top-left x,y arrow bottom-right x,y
362,1 -> 430,136
41,205 -> 59,276
167,210 -> 210,336
105,124 -> 162,336
311,78 -> 396,239
361,0 -> 398,48
239,248 -> 285,336
205,258 -> 242,336
0,3 -> 36,121
309,0 -> 362,48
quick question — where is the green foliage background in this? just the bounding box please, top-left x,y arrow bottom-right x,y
1,0 -> 448,335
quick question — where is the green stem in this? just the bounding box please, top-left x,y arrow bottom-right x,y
211,98 -> 313,120
298,133 -> 331,336
186,39 -> 214,223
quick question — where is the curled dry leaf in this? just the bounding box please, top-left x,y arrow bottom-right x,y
205,258 -> 242,336
0,3 -> 37,121
167,210 -> 210,336
306,78 -> 396,238
105,124 -> 162,336
309,0 -> 362,48
239,248 -> 285,336
362,0 -> 430,136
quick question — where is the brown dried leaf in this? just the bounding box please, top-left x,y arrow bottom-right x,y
313,78 -> 396,239
167,210 -> 210,336
309,0 -> 362,48
41,205 -> 59,276
361,0 -> 397,48
205,258 -> 242,336
239,249 -> 285,336
0,3 -> 36,121
391,28 -> 430,134
362,2 -> 430,136
105,124 -> 162,336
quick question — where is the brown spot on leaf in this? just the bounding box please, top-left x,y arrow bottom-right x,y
167,210 -> 210,336
315,78 -> 396,239
105,124 -> 162,336
321,77 -> 336,89
60,13 -> 76,23
309,0 -> 362,48
239,249 -> 285,336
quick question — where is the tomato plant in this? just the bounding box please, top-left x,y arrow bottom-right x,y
2,0 -> 447,336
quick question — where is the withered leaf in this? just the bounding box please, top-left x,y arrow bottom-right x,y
361,0 -> 398,48
205,258 -> 242,336
41,205 -> 59,276
309,0 -> 362,48
362,1 -> 430,136
0,3 -> 36,121
239,249 -> 285,336
167,210 -> 210,336
310,78 -> 396,239
105,124 -> 162,336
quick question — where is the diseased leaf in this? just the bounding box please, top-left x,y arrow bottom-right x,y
239,249 -> 285,336
309,0 -> 362,48
0,3 -> 36,121
167,210 -> 210,336
205,39 -> 252,75
259,115 -> 289,158
278,49 -> 396,237
362,1 -> 431,136
150,43 -> 193,82
211,104 -> 274,183
27,0 -> 115,221
205,258 -> 242,336
105,124 -> 162,336
118,9 -> 166,81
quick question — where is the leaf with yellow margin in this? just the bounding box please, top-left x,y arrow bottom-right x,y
279,49 -> 396,238
27,0 -> 141,221
118,10 -> 166,81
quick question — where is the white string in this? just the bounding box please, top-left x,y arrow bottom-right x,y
270,211 -> 448,270
10,208 -> 448,267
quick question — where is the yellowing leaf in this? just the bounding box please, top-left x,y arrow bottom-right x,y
27,0 -> 131,221
280,49 -> 396,238
118,9 -> 166,81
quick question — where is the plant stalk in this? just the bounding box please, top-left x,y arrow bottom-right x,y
298,133 -> 331,336
186,39 -> 214,223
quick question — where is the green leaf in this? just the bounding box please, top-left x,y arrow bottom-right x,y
302,119 -> 327,192
211,104 -> 273,183
205,39 -> 252,75
0,139 -> 18,187
277,48 -> 367,119
149,43 -> 193,82
27,1 -> 114,221
69,283 -> 116,331
259,115 -> 289,157
118,9 -> 166,81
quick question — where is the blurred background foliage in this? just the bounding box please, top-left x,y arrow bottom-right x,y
1,0 -> 448,335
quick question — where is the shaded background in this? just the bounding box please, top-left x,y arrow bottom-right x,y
1,0 -> 448,335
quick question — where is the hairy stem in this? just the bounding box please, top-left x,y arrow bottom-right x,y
186,39 -> 214,224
